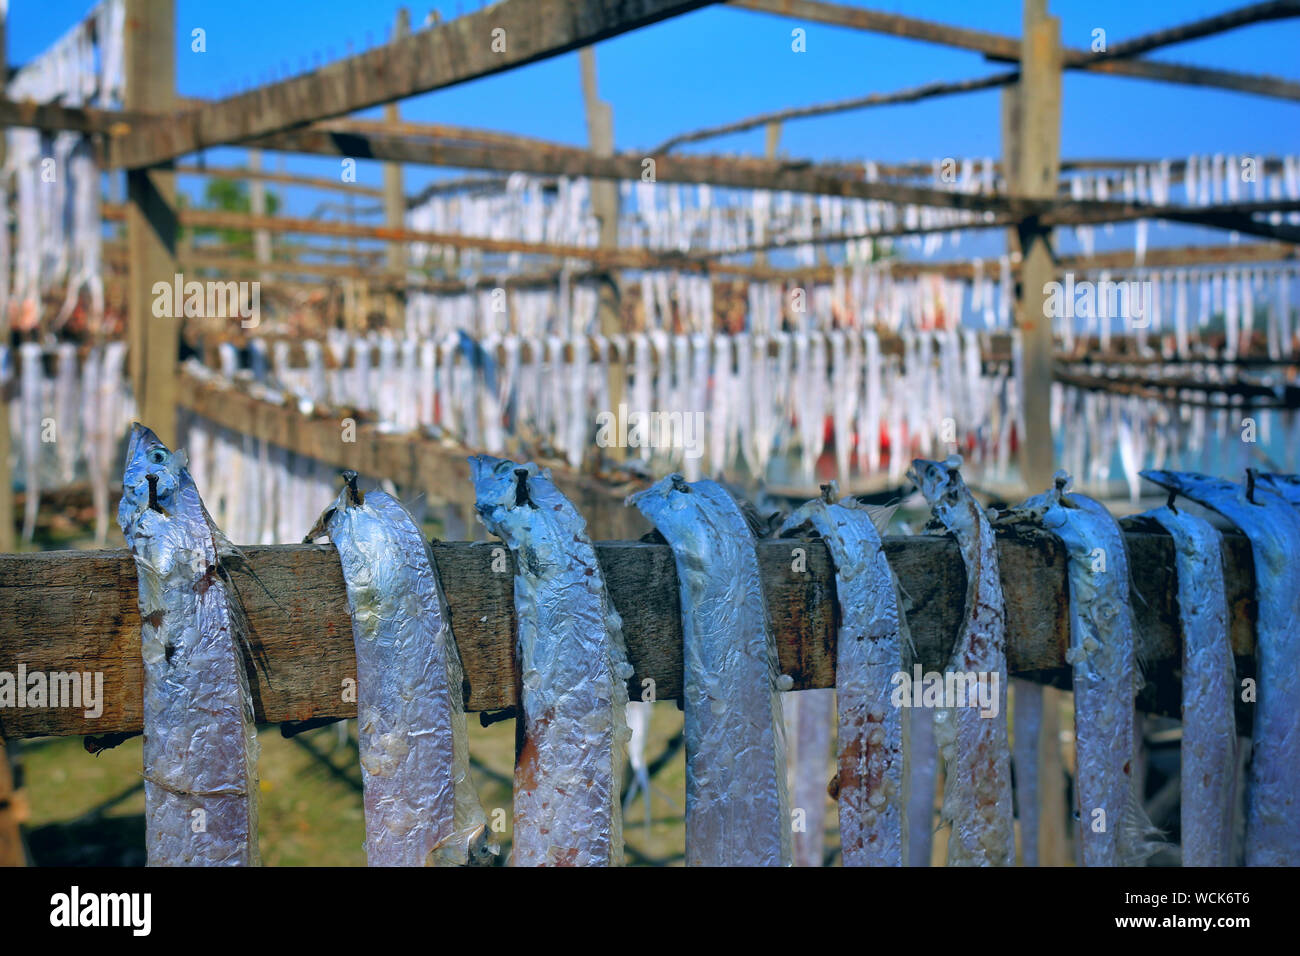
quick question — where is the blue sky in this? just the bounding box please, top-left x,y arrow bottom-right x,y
9,0 -> 1300,250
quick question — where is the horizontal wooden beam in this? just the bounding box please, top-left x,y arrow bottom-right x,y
653,70 -> 1019,152
246,126 -> 1024,215
175,163 -> 384,198
109,0 -> 717,168
175,367 -> 648,540
1058,0 -> 1300,66
0,527 -> 1258,738
730,0 -> 1300,101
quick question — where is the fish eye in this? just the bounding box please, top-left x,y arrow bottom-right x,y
147,449 -> 167,465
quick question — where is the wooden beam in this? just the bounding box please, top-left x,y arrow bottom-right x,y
247,126 -> 1024,215
654,70 -> 1019,152
1060,0 -> 1300,65
109,0 -> 718,168
0,526 -> 1260,738
730,0 -> 1300,101
125,0 -> 179,446
176,366 -> 648,540
176,163 -> 384,198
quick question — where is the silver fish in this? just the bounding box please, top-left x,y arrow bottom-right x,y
779,484 -> 906,867
472,456 -> 631,866
910,457 -> 1015,866
1001,471 -> 1152,867
630,474 -> 791,866
117,423 -> 259,866
1138,505 -> 1236,866
306,472 -> 493,867
1255,472 -> 1300,505
1141,470 -> 1300,866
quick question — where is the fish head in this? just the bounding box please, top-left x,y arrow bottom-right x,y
471,456 -> 536,514
908,456 -> 966,514
304,471 -> 366,542
118,423 -> 190,530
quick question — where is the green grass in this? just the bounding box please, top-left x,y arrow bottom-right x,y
19,703 -> 691,866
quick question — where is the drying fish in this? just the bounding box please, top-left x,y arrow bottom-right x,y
1000,471 -> 1156,867
630,475 -> 791,866
117,423 -> 259,866
779,483 -> 907,867
472,456 -> 632,866
1141,470 -> 1300,866
305,472 -> 493,867
910,457 -> 1014,866
1255,472 -> 1300,505
1133,503 -> 1236,866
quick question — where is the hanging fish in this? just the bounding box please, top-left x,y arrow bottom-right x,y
472,456 -> 632,866
1255,472 -> 1300,505
1140,470 -> 1300,866
117,424 -> 259,866
779,483 -> 907,867
630,474 -> 791,866
305,472 -> 494,866
1131,502 -> 1236,866
910,457 -> 1015,866
999,471 -> 1159,867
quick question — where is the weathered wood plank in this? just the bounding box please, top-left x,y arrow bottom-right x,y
109,0 -> 717,168
0,530 -> 1258,738
176,368 -> 649,541
730,0 -> 1300,101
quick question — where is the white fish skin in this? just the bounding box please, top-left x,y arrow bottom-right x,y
1141,470 -> 1300,866
1002,472 -> 1149,867
1256,472 -> 1300,505
1140,505 -> 1237,866
473,456 -> 631,867
306,475 -> 493,867
910,457 -> 1015,866
630,475 -> 791,866
117,424 -> 259,866
779,487 -> 907,867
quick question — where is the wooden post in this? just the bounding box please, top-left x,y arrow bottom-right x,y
249,149 -> 272,285
1015,0 -> 1061,494
383,8 -> 410,331
125,0 -> 179,445
1011,0 -> 1067,869
580,46 -> 624,461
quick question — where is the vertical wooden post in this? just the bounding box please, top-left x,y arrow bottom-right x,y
1015,0 -> 1061,494
384,9 -> 410,331
580,46 -> 624,461
1011,0 -> 1067,869
249,149 -> 271,285
754,121 -> 782,273
0,4 -> 14,555
125,0 -> 179,445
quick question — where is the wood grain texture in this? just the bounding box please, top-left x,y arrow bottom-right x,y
0,531 -> 1258,738
109,0 -> 716,167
